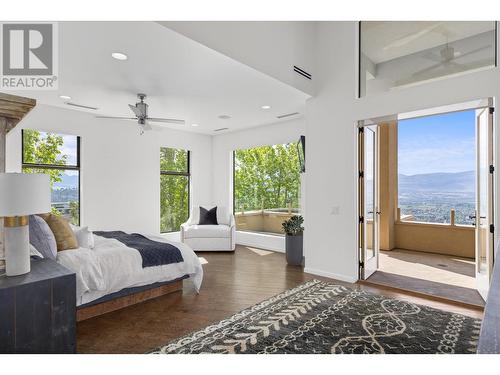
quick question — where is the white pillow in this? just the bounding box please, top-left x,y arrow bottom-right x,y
216,206 -> 230,226
29,244 -> 44,258
74,226 -> 95,249
191,207 -> 200,225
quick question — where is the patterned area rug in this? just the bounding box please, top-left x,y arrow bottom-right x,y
151,279 -> 481,354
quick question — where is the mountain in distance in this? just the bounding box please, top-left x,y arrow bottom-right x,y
399,170 -> 474,193
53,173 -> 78,189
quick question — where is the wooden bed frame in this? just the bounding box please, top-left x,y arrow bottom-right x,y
76,280 -> 183,321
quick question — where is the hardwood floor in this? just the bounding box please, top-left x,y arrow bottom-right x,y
76,245 -> 484,354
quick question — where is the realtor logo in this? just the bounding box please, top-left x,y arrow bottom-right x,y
1,22 -> 58,90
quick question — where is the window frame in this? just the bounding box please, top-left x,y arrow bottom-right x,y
21,129 -> 81,225
159,148 -> 191,233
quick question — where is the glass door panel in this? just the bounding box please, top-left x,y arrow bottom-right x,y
360,125 -> 379,279
475,107 -> 494,300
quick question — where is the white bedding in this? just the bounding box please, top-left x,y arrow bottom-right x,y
56,232 -> 203,306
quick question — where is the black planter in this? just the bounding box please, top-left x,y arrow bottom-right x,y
285,234 -> 303,266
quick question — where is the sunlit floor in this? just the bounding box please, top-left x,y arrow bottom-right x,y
367,249 -> 484,307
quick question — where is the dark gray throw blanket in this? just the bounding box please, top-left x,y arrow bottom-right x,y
93,231 -> 184,268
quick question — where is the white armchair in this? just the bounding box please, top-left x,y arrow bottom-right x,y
180,206 -> 236,251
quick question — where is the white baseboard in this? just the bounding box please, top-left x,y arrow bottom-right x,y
303,267 -> 358,284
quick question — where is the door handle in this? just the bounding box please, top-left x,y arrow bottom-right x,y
376,211 -> 381,215
469,215 -> 476,220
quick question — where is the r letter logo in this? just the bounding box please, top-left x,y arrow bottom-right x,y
1,22 -> 58,90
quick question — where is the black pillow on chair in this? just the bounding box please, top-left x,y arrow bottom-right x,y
199,206 -> 218,225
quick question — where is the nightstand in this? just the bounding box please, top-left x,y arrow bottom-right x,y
0,258 -> 76,353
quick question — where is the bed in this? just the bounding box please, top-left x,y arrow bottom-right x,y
55,231 -> 203,321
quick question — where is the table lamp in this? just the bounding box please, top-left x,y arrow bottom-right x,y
0,173 -> 51,276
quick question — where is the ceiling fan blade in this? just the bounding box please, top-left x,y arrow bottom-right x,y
142,122 -> 153,131
96,116 -> 137,120
383,23 -> 442,50
411,61 -> 444,77
421,52 -> 443,62
147,117 -> 185,125
128,104 -> 142,117
453,45 -> 492,60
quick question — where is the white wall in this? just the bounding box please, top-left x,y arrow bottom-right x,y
6,104 -> 213,235
161,21 -> 316,96
304,22 -> 500,283
211,118 -> 306,251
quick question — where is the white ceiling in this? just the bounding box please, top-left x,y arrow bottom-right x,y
362,21 -> 496,64
9,22 -> 309,134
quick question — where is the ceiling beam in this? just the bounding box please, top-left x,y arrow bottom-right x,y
0,92 -> 36,132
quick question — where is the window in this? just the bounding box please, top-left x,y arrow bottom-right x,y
22,129 -> 80,225
233,143 -> 301,235
359,21 -> 496,97
160,147 -> 190,233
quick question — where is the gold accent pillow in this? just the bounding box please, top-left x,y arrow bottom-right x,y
44,214 -> 78,251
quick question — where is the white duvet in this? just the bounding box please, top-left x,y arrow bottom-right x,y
56,233 -> 203,306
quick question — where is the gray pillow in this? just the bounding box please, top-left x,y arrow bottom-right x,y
29,215 -> 57,260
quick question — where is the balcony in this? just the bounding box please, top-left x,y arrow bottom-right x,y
235,208 -> 299,235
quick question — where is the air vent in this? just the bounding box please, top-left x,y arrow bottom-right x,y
293,65 -> 311,80
66,102 -> 98,110
214,127 -> 229,132
277,112 -> 300,119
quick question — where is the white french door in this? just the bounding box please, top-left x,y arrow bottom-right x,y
359,125 -> 380,279
475,107 -> 495,301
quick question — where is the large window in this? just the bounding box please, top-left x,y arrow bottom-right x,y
160,147 -> 190,233
234,143 -> 301,235
22,129 -> 80,225
359,21 -> 496,97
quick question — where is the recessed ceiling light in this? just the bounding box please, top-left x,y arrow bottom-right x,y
218,115 -> 231,120
191,123 -> 199,127
261,105 -> 272,110
59,95 -> 71,100
111,52 -> 128,61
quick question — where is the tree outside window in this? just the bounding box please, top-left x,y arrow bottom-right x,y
234,143 -> 301,234
22,129 -> 80,225
160,147 -> 190,233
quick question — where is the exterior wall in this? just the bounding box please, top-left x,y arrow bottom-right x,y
394,222 -> 475,258
378,122 -> 398,251
235,210 -> 294,234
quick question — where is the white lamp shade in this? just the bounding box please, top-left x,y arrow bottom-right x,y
0,173 -> 51,216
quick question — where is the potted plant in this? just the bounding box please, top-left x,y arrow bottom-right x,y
282,215 -> 304,266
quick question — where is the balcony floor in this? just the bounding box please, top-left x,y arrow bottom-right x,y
366,249 -> 484,307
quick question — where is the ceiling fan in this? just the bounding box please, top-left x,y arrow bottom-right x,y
96,93 -> 185,134
396,44 -> 492,86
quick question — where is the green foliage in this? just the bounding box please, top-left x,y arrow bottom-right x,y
22,129 -> 79,225
69,201 -> 79,224
234,143 -> 300,212
22,129 -> 68,186
160,148 -> 189,232
282,215 -> 304,236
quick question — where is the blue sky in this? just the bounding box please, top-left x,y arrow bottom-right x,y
398,110 -> 475,176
